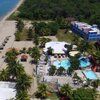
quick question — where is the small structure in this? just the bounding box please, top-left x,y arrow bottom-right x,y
71,21 -> 100,41
21,54 -> 28,62
0,81 -> 16,100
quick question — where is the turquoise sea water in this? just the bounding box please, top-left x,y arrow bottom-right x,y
0,0 -> 19,19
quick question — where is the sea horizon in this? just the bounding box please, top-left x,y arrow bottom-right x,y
0,0 -> 20,20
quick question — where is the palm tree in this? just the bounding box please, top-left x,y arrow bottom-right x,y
35,83 -> 48,100
60,84 -> 72,99
28,28 -> 34,39
16,19 -> 24,32
39,37 -> 51,48
49,65 -> 56,76
57,67 -> 65,75
94,50 -> 100,64
47,47 -> 53,55
30,47 -> 40,64
70,56 -> 79,70
77,40 -> 90,53
0,68 -> 9,81
16,90 -> 30,100
20,47 -> 27,54
5,48 -> 18,63
7,61 -> 25,81
16,73 -> 32,92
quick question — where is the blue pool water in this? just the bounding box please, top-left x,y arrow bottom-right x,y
83,70 -> 98,80
53,59 -> 71,70
0,0 -> 19,19
79,57 -> 91,68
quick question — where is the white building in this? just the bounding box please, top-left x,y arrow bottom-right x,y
43,41 -> 70,54
0,81 -> 16,100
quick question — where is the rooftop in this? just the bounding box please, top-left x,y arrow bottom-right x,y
43,41 -> 70,54
0,81 -> 16,100
71,21 -> 100,34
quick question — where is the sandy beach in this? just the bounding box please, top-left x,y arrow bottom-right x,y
0,0 -> 24,67
0,0 -> 24,23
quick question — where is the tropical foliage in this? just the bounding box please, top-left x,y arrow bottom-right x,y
72,87 -> 96,100
16,0 -> 100,26
0,68 -> 9,81
35,83 -> 48,99
33,22 -> 59,36
49,65 -> 56,76
39,37 -> 51,48
60,84 -> 72,99
29,47 -> 40,63
16,73 -> 32,92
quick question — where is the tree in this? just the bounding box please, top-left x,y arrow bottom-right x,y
60,84 -> 72,99
47,47 -> 53,55
28,28 -> 34,39
16,73 -> 32,92
5,48 -> 18,63
0,68 -> 9,81
39,37 -> 51,48
72,87 -> 96,100
15,31 -> 21,41
7,61 -> 25,81
34,22 -> 47,36
47,22 -> 59,35
57,67 -> 65,75
16,90 -> 30,100
70,56 -> 80,70
94,50 -> 100,64
33,33 -> 39,46
30,47 -> 40,63
20,47 -> 27,54
35,83 -> 48,100
16,19 -> 24,32
56,17 -> 69,29
49,65 -> 56,76
77,40 -> 90,53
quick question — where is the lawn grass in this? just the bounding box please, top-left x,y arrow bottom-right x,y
20,28 -> 29,40
48,93 -> 60,100
56,29 -> 81,44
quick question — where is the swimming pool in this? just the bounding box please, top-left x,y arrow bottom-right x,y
53,59 -> 71,70
83,70 -> 98,80
79,57 -> 91,68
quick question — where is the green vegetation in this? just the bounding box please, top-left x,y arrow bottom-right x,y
49,65 -> 56,76
59,84 -> 97,100
56,30 -> 81,44
60,84 -> 72,98
0,49 -> 32,99
12,0 -> 100,25
33,22 -> 59,36
35,83 -> 48,99
28,47 -> 41,63
72,87 -> 96,100
48,93 -> 60,100
15,19 -> 25,41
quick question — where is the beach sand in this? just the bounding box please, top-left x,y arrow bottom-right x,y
0,0 -> 24,68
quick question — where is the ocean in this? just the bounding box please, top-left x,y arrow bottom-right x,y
0,0 -> 19,19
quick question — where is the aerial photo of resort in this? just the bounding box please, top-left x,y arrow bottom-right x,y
0,0 -> 100,100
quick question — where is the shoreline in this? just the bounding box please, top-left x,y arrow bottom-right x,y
0,0 -> 24,23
